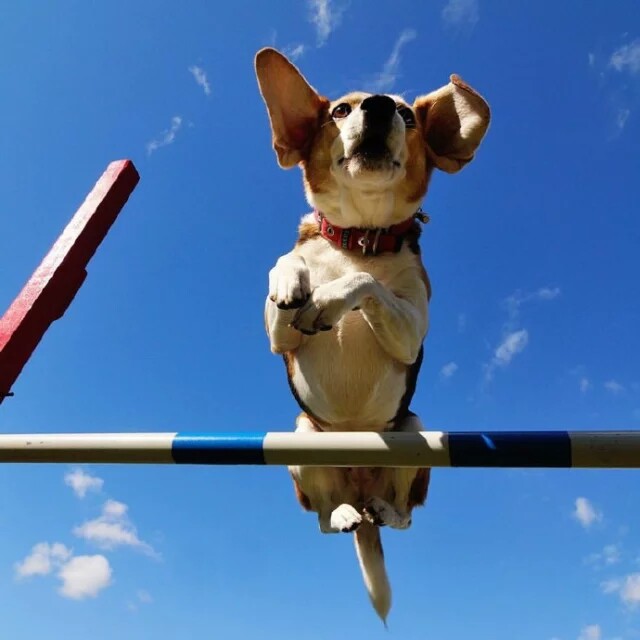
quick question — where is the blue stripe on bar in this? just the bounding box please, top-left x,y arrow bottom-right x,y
171,433 -> 266,465
448,431 -> 573,467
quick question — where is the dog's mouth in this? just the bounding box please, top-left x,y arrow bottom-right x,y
339,138 -> 401,175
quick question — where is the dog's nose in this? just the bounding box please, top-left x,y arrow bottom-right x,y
360,95 -> 396,135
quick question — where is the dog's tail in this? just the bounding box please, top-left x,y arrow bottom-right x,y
354,521 -> 391,623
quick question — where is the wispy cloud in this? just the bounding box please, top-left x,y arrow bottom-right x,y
494,329 -> 529,366
73,499 -> 157,558
484,329 -> 529,382
580,377 -> 592,394
609,39 -> 640,75
602,573 -> 640,609
283,43 -> 306,61
58,555 -> 112,600
458,313 -> 466,332
308,0 -> 344,47
442,0 -> 479,30
616,108 -> 631,131
604,379 -> 625,395
188,65 -> 211,96
585,544 -> 621,568
65,468 -> 103,499
440,362 -> 459,379
578,624 -> 602,640
146,116 -> 183,156
127,588 -> 154,612
573,497 -> 602,529
484,287 -> 560,383
505,287 -> 561,321
590,38 -> 639,134
368,29 -> 417,93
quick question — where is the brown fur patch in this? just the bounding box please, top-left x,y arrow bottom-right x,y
407,467 -> 431,508
296,217 -> 321,246
292,477 -> 312,511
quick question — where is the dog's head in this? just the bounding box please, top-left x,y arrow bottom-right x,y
255,48 -> 490,228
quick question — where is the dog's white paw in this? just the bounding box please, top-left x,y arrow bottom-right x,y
363,496 -> 412,529
291,273 -> 374,335
269,255 -> 310,310
330,503 -> 363,532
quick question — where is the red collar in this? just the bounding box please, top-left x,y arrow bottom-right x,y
314,210 -> 427,255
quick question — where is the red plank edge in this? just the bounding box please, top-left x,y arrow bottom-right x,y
0,160 -> 140,404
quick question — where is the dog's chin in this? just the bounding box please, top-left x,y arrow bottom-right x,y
337,148 -> 402,185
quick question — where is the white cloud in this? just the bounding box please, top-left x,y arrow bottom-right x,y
573,497 -> 602,528
146,116 -> 183,156
308,0 -> 344,47
368,29 -> 417,93
58,555 -> 112,600
188,65 -> 211,96
440,362 -> 459,379
604,379 -> 625,395
484,329 -> 529,382
64,468 -> 103,498
588,52 -> 596,67
73,499 -> 157,557
495,329 -> 529,366
283,43 -> 306,61
580,377 -> 591,394
609,39 -> 640,75
578,624 -> 601,640
442,0 -> 479,29
15,542 -> 71,579
602,573 -> 640,609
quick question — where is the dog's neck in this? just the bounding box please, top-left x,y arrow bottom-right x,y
308,184 -> 419,230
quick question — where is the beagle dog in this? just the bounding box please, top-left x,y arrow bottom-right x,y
255,48 -> 489,621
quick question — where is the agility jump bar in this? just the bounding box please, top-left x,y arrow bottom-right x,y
0,431 -> 639,467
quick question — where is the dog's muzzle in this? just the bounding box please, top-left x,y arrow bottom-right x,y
360,94 -> 396,138
351,95 -> 397,165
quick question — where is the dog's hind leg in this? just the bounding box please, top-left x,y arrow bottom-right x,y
288,414 -> 361,533
363,413 -> 431,529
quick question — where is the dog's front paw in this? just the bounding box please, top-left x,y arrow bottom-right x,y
268,255 -> 311,310
330,504 -> 362,532
290,284 -> 351,335
290,273 -> 374,335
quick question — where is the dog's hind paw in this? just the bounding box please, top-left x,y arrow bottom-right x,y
363,496 -> 412,529
330,504 -> 362,532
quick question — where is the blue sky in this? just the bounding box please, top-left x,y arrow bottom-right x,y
1,0 -> 639,637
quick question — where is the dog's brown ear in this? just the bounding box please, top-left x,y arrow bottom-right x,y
413,75 -> 490,173
255,48 -> 328,168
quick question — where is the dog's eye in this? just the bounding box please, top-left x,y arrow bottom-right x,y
331,103 -> 352,119
397,105 -> 416,128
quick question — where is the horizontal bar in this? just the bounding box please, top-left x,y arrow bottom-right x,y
0,431 -> 638,467
0,160 -> 140,403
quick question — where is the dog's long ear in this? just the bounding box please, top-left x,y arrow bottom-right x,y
255,48 -> 328,168
413,75 -> 490,173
